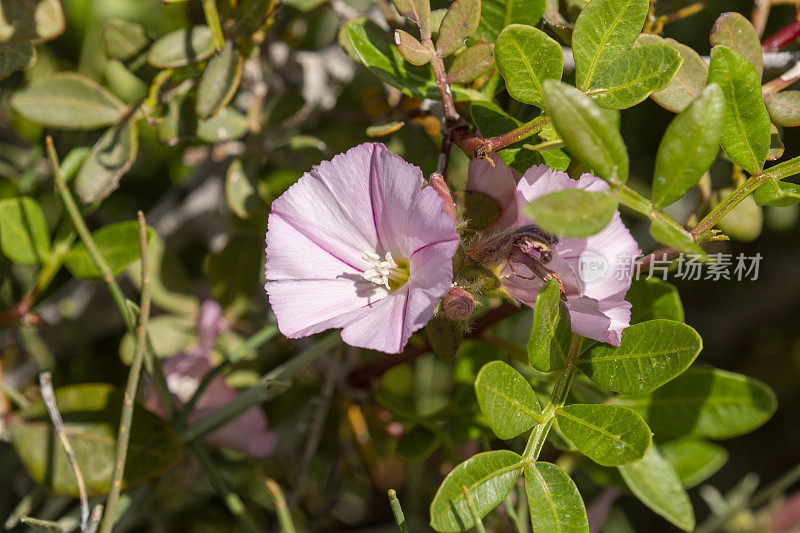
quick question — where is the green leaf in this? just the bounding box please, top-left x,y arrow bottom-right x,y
148,26 -> 215,68
196,40 -> 243,119
430,450 -> 524,532
0,42 -> 36,81
618,444 -> 695,531
768,122 -> 784,161
572,0 -> 649,90
523,189 -> 617,238
543,80 -> 628,182
0,196 -> 50,264
74,119 -> 139,203
588,44 -> 682,110
436,0 -> 481,57
197,106 -> 249,143
525,462 -> 589,533
101,19 -> 150,62
652,84 -> 724,207
476,0 -> 546,42
649,218 -> 706,257
617,367 -> 777,439
528,279 -> 571,372
7,383 -> 181,497
716,187 -> 763,242
754,178 -> 800,206
661,439 -> 728,488
476,0 -> 545,42
448,42 -> 494,84
64,221 -> 154,279
555,404 -> 651,466
225,158 -> 259,218
710,12 -> 763,79
475,361 -> 541,439
392,0 -> 432,38
765,91 -> 800,127
0,0 -> 64,43
638,35 -> 708,113
10,73 -> 126,130
157,87 -> 197,146
340,18 -> 438,99
495,24 -> 562,109
426,315 -> 463,362
577,319 -> 702,395
626,278 -> 684,324
394,29 -> 431,66
396,424 -> 441,460
707,45 -> 771,174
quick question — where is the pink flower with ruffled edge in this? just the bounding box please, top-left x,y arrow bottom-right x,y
493,165 -> 641,346
264,143 -> 459,354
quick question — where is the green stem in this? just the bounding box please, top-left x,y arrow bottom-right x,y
100,212 -> 152,533
188,443 -> 260,533
522,414 -> 554,462
387,489 -> 409,533
691,175 -> 762,237
202,0 -> 226,52
550,334 -> 583,408
266,479 -> 296,533
462,485 -> 487,533
45,137 -> 133,332
181,333 -> 339,443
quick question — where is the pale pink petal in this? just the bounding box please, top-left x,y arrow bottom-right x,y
404,186 -> 459,262
404,239 -> 460,340
467,155 -> 520,231
369,144 -> 427,257
340,289 -> 410,353
269,143 -> 382,268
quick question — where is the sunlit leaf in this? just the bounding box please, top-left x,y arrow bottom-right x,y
626,278 -> 684,324
649,218 -> 706,256
226,158 -> 259,219
101,19 -> 150,62
0,0 -> 64,43
525,462 -> 589,533
0,196 -> 50,264
476,0 -> 545,42
148,26 -> 214,68
196,40 -> 243,119
523,189 -> 618,238
436,0 -> 480,57
0,42 -> 36,81
395,29 -> 431,66
74,119 -> 139,203
754,178 -> 800,207
448,42 -> 494,84
475,361 -> 541,439
636,35 -> 708,113
496,24 -> 562,109
765,91 -> 800,127
710,12 -> 763,79
528,279 -> 571,372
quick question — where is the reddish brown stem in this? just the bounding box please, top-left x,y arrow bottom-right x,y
763,18 -> 800,53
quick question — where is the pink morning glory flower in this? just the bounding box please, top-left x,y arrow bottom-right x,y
467,161 -> 640,346
264,143 -> 459,354
466,154 -> 521,232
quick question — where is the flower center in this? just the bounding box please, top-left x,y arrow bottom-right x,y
361,250 -> 410,290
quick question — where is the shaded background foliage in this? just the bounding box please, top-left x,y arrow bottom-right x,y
1,0 -> 799,531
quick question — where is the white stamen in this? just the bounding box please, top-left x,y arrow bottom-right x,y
361,250 -> 401,290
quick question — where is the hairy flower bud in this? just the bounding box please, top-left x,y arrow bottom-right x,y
443,286 -> 475,320
430,172 -> 457,221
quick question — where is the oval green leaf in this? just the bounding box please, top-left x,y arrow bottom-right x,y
556,404 -> 652,466
765,91 -> 800,127
577,319 -> 702,394
75,119 -> 139,203
543,79 -> 629,183
395,29 -> 431,66
496,24 -> 562,108
148,26 -> 215,68
523,189 -> 618,238
101,19 -> 150,62
707,45 -> 771,174
7,383 -> 182,497
0,196 -> 51,264
652,83 -> 724,207
476,0 -> 545,42
617,367 -> 777,439
710,12 -> 763,79
649,37 -> 708,113
0,0 -> 64,43
64,221 -> 154,279
196,40 -> 243,119
754,178 -> 800,206
475,361 -> 541,439
0,42 -> 36,81
660,439 -> 728,488
572,0 -> 649,90
10,73 -> 126,130
448,42 -> 494,84
649,217 -> 706,256
525,462 -> 589,533
619,445 -> 694,530
197,106 -> 249,143
392,0 -> 432,38
626,277 -> 684,324
588,44 -> 682,110
430,450 -> 524,532
436,0 -> 480,57
226,158 -> 259,219
528,279 -> 571,372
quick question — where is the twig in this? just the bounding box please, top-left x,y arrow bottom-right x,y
188,442 -> 261,533
462,485 -> 487,533
38,372 -> 91,532
202,0 -> 225,52
387,489 -> 409,533
45,137 -> 134,332
266,479 -> 297,533
752,0 -> 772,37
421,34 -> 459,176
99,212 -> 152,533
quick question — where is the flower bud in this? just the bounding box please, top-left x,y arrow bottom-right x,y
443,286 -> 475,320
430,172 -> 457,221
